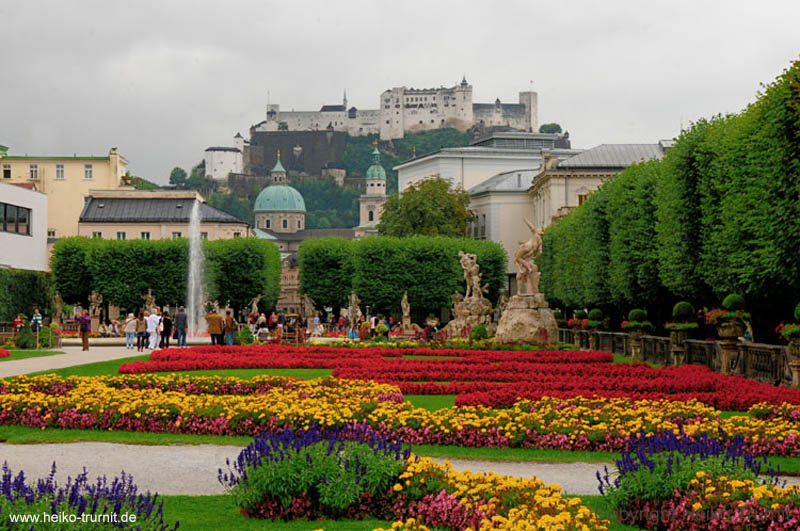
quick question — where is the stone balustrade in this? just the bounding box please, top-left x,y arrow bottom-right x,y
558,328 -> 797,388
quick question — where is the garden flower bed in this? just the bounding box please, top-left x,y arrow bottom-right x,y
117,344 -> 800,410
2,375 -> 800,455
0,348 -> 8,358
218,425 -> 609,530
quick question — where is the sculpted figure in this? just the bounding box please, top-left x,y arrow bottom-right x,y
88,291 -> 103,317
142,289 -> 156,311
515,219 -> 543,296
250,294 -> 262,316
52,291 -> 64,324
458,251 -> 480,299
401,290 -> 410,320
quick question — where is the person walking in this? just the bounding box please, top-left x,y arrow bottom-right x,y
224,310 -> 236,346
174,306 -> 188,347
160,311 -> 173,349
123,313 -> 136,349
338,315 -> 344,332
76,309 -> 91,351
269,311 -> 278,331
135,312 -> 148,352
146,307 -> 161,349
206,308 -> 224,346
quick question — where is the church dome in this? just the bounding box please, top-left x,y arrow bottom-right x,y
365,147 -> 386,181
254,185 -> 306,212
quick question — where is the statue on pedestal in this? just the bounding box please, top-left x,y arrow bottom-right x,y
494,219 -> 557,346
458,251 -> 480,299
401,291 -> 410,322
52,290 -> 64,325
249,294 -> 262,316
444,252 -> 494,337
514,219 -> 542,296
142,289 -> 156,312
88,291 -> 103,317
348,291 -> 362,325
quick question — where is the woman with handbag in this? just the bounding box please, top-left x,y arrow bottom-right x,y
76,309 -> 91,351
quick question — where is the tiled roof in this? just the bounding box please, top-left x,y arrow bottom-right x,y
558,144 -> 664,169
320,105 -> 346,112
205,146 -> 241,152
468,169 -> 539,195
258,228 -> 356,241
79,197 -> 247,224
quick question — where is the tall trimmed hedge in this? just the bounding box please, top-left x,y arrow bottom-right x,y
0,269 -> 52,321
51,237 -> 280,314
298,236 -> 507,316
538,58 -> 800,335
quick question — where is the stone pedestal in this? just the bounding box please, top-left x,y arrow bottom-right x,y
631,340 -> 643,362
443,296 -> 493,338
588,331 -> 597,350
669,330 -> 688,367
719,339 -> 739,375
790,361 -> 800,389
493,294 -> 557,346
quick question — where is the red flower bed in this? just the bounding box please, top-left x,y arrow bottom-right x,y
0,348 -> 9,358
116,344 -> 800,410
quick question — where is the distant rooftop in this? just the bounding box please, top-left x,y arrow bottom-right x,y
320,105 -> 346,112
471,131 -> 571,150
469,169 -> 539,195
205,146 -> 241,153
80,196 -> 247,225
557,143 -> 665,169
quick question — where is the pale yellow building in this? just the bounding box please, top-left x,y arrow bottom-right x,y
0,145 -> 128,239
78,190 -> 252,240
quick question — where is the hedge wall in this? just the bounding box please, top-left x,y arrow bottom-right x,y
0,268 -> 52,321
538,58 -> 800,335
298,236 -> 507,316
51,237 -> 280,314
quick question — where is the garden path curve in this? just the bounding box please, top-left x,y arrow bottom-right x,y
0,346 -> 140,378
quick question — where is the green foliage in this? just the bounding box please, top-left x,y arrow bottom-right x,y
588,309 -> 603,321
234,327 -> 254,346
795,302 -> 800,323
231,439 -> 404,517
299,236 -> 507,316
470,325 -> 489,341
169,167 -> 188,188
574,310 -> 587,319
130,176 -> 160,191
378,177 -> 472,238
205,238 -> 281,314
298,238 -> 355,311
15,324 -> 36,349
51,237 -> 96,305
672,301 -> 696,321
52,237 -> 280,315
207,193 -> 254,225
628,309 -> 647,322
292,178 -> 360,229
0,268 -> 52,321
722,293 -> 746,311
88,239 -> 188,311
538,122 -> 563,134
375,323 -> 388,335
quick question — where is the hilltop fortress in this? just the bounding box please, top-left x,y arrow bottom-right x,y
253,77 -> 538,141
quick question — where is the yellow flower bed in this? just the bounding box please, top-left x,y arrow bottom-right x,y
375,457 -> 608,530
0,375 -> 797,454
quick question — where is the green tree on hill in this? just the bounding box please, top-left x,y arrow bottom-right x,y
169,167 -> 188,188
539,123 -> 563,134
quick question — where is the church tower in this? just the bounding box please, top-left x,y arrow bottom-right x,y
355,144 -> 387,237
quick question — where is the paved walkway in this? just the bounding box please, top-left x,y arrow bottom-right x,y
1,442 -> 796,496
0,346 -> 142,378
0,441 -> 609,495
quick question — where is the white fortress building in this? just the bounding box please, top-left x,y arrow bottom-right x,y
253,77 -> 538,141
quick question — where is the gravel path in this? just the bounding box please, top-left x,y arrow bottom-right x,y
0,346 -> 141,378
0,442 -> 611,495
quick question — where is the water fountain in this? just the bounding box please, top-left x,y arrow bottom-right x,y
187,200 -> 207,336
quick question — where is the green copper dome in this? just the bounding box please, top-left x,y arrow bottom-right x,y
254,185 -> 306,212
366,147 -> 386,181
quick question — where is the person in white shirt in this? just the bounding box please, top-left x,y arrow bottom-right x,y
146,308 -> 161,349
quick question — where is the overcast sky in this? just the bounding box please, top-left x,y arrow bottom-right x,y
2,1 -> 798,184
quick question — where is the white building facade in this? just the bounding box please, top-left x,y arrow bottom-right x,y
0,182 -> 48,271
204,133 -> 246,181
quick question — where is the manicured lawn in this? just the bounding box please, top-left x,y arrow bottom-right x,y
1,349 -> 64,362
160,495 -> 391,530
26,355 -> 149,377
612,353 -> 660,368
404,394 -> 456,410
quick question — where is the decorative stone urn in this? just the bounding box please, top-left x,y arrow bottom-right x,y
717,319 -> 745,339
669,329 -> 689,367
628,328 -> 644,362
587,329 -> 598,350
791,360 -> 800,389
789,340 -> 800,361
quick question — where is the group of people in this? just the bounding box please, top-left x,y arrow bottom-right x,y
122,307 -> 189,352
206,308 -> 237,346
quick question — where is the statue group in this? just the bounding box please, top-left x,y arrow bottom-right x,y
493,218 -> 557,345
443,251 -> 494,337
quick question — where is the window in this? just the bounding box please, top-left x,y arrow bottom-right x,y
47,229 -> 56,238
92,232 -> 102,239
265,219 -> 271,229
578,194 -> 587,206
140,232 -> 150,240
84,164 -> 93,180
29,164 -> 38,180
56,164 -> 64,180
297,219 -> 301,229
172,232 -> 182,239
2,165 -> 10,179
368,210 -> 374,222
233,232 -> 241,238
200,232 -> 208,240
0,203 -> 30,236
116,232 -> 126,240
480,214 -> 486,239
282,219 -> 288,229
